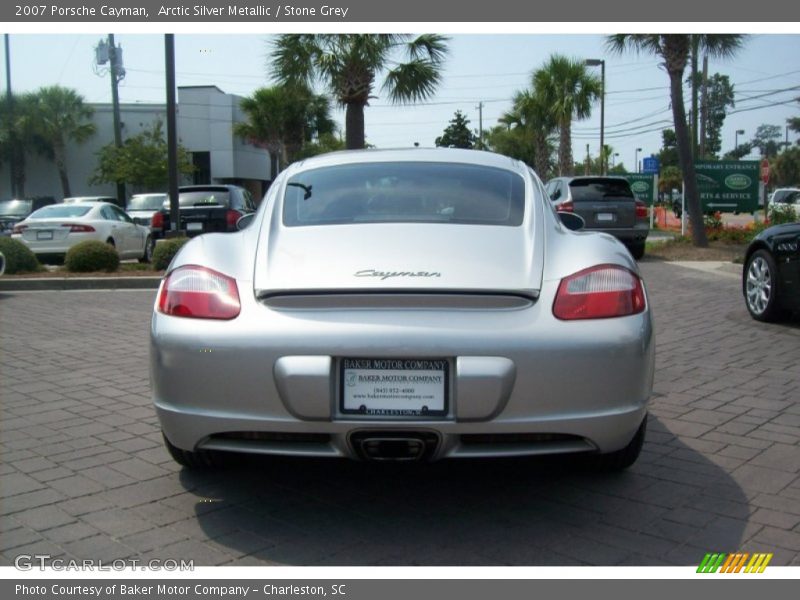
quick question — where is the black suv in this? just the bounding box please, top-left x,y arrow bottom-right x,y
150,185 -> 256,240
544,177 -> 650,259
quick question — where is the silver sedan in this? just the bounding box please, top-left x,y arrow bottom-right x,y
152,149 -> 654,469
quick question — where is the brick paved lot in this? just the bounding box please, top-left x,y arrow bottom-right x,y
1,261 -> 799,566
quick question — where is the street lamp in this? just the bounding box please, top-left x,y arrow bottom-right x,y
612,152 -> 619,169
735,129 -> 745,155
585,58 -> 605,175
635,147 -> 642,173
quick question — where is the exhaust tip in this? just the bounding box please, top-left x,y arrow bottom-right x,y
350,431 -> 439,462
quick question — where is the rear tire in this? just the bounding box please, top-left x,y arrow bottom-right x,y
139,236 -> 154,264
586,416 -> 647,471
628,241 -> 645,260
744,249 -> 785,322
162,432 -> 224,468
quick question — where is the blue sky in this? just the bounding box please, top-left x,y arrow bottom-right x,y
3,33 -> 799,172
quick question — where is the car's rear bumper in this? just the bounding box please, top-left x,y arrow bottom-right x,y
152,280 -> 655,461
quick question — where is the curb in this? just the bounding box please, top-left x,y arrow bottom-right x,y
0,276 -> 162,292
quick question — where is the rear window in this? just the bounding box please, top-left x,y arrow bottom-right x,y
128,195 -> 167,211
0,200 -> 32,217
773,190 -> 800,204
283,162 -> 525,227
568,179 -> 634,201
178,189 -> 231,208
29,205 -> 92,219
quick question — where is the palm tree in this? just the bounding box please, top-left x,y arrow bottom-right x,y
533,55 -> 601,177
606,34 -> 745,248
270,34 -> 448,149
0,92 -> 46,197
22,86 -> 96,198
504,89 -> 557,179
234,85 -> 336,176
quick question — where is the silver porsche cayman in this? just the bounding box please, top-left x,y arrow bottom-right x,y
151,148 -> 654,469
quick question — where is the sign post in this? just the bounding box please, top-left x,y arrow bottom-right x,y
761,158 -> 770,221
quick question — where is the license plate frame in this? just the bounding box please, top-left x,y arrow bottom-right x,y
186,222 -> 203,232
36,230 -> 53,240
596,212 -> 614,223
339,358 -> 449,418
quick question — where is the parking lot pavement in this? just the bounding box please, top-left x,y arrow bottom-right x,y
1,262 -> 799,567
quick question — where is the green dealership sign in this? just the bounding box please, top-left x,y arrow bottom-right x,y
623,173 -> 657,205
694,160 -> 759,213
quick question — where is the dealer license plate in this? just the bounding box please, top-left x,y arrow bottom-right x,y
340,358 -> 448,417
596,212 -> 614,222
36,230 -> 53,240
186,222 -> 203,232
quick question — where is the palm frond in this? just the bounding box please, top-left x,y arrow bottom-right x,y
382,60 -> 442,104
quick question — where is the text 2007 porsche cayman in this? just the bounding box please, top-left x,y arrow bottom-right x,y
151,148 -> 654,469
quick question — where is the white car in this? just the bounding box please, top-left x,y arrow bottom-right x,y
768,188 -> 800,215
12,202 -> 153,262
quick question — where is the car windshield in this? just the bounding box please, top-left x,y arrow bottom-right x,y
29,205 -> 92,219
178,190 -> 231,208
773,190 -> 800,204
128,195 -> 167,210
0,200 -> 33,217
568,179 -> 634,201
283,162 -> 526,227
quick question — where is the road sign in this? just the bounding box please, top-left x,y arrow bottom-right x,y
623,173 -> 657,205
694,160 -> 760,213
642,156 -> 660,174
760,158 -> 770,184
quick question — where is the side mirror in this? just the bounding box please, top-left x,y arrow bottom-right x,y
558,211 -> 585,231
236,213 -> 256,230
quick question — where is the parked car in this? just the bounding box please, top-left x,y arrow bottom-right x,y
126,193 -> 167,227
0,197 -> 56,236
544,176 -> 649,259
63,195 -> 118,205
767,188 -> 800,215
149,185 -> 256,241
0,250 -> 5,276
152,148 -> 654,470
742,221 -> 800,322
12,202 -> 153,262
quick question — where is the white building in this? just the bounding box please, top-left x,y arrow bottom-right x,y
0,86 -> 274,204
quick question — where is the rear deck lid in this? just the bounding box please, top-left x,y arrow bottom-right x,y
569,177 -> 636,229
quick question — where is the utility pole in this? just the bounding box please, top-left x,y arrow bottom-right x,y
699,55 -> 708,158
4,34 -> 16,197
107,34 -> 125,207
585,144 -> 590,175
475,101 -> 483,149
165,34 -> 180,237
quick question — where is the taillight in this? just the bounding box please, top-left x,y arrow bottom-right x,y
151,212 -> 165,229
157,266 -> 240,320
62,223 -> 96,233
553,265 -> 645,320
226,209 -> 242,229
12,224 -> 27,234
557,200 -> 574,213
635,200 -> 648,219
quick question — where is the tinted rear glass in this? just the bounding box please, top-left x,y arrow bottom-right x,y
128,195 -> 167,210
178,190 -> 231,208
29,205 -> 92,219
0,200 -> 32,216
283,162 -> 525,227
568,179 -> 634,201
773,190 -> 800,204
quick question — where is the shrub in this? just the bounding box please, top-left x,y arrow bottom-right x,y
64,240 -> 120,273
0,237 -> 41,274
768,205 -> 798,225
152,237 -> 189,271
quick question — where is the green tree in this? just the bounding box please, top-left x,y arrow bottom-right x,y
657,129 -> 679,169
435,110 -> 477,149
271,34 -> 448,150
772,147 -> 800,187
21,86 -> 96,198
658,165 -> 683,199
701,73 -> 736,157
533,55 -> 601,177
500,90 -> 557,179
292,133 -> 346,161
787,97 -> 799,142
484,125 -> 538,172
750,124 -> 783,158
91,121 -> 194,192
0,92 -> 41,197
607,34 -> 745,248
234,85 -> 336,175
